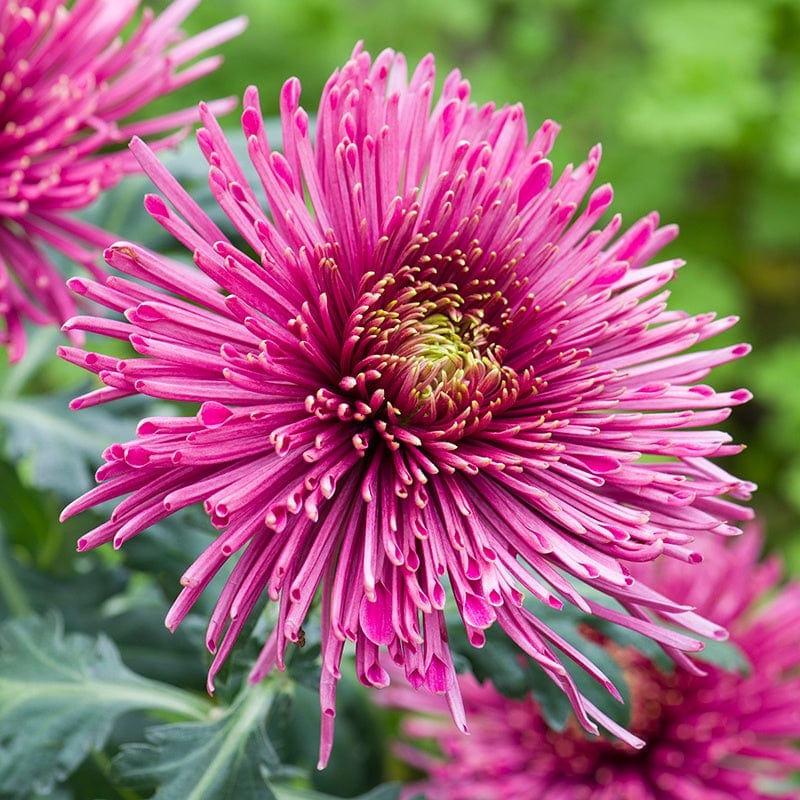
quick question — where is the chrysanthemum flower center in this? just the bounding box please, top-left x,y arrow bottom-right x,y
340,265 -> 519,433
414,311 -> 475,374
404,309 -> 495,406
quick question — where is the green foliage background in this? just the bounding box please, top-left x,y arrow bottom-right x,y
2,1 -> 800,798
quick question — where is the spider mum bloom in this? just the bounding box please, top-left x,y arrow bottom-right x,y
388,530 -> 800,800
59,45 -> 754,767
0,0 -> 246,361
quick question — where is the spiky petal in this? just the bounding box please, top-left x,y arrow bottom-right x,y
388,528 -> 800,800
0,0 -> 246,361
60,44 -> 753,767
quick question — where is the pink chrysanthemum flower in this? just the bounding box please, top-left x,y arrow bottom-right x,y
59,45 -> 754,767
0,0 -> 246,361
388,529 -> 800,800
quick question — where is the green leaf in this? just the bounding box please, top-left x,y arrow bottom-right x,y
0,614 -> 213,798
114,681 -> 279,800
99,605 -> 210,689
0,528 -> 127,628
272,783 -> 402,800
446,620 -> 533,699
268,675 -> 387,799
533,603 -> 632,731
693,637 -> 751,675
447,600 -> 632,736
0,458 -> 60,563
587,615 -> 674,672
0,515 -> 209,687
0,392 -> 143,498
120,507 -> 220,616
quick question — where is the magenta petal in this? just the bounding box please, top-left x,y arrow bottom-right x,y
61,42 -> 753,769
359,582 -> 394,645
387,528 -> 800,800
461,593 -> 496,630
424,655 -> 455,694
0,1 -> 245,361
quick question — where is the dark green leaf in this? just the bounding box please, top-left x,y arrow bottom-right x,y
0,531 -> 127,629
281,619 -> 322,692
0,614 -> 212,798
268,676 -> 386,798
114,682 -> 279,800
446,620 -> 533,700
0,459 -> 53,549
532,602 -> 632,731
120,507 -> 219,615
587,615 -> 674,672
99,606 -> 210,689
0,392 -> 142,498
448,599 -> 633,736
349,786 -> 403,800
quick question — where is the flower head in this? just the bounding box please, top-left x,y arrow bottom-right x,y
59,44 -> 754,767
388,529 -> 800,800
0,0 -> 246,361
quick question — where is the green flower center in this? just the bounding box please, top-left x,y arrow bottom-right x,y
404,309 -> 500,410
341,265 -> 520,435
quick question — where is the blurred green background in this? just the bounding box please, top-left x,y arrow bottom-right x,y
168,0 -> 800,562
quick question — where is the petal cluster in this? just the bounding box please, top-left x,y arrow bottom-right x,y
388,529 -> 800,800
0,0 -> 246,361
60,45 -> 753,766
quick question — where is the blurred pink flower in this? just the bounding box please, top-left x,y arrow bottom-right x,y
389,530 -> 800,800
60,45 -> 754,767
0,0 -> 246,361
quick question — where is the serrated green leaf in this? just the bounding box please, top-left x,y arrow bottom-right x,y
0,614 -> 213,798
114,681 -> 279,800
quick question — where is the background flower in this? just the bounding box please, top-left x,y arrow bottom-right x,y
59,45 -> 753,766
0,0 -> 245,361
387,528 -> 800,800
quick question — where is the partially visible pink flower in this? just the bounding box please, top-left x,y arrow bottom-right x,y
389,529 -> 800,800
60,45 -> 753,767
0,0 -> 246,361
